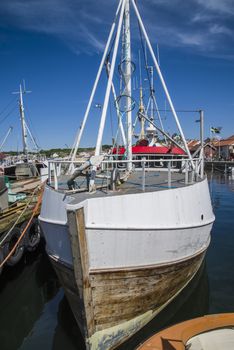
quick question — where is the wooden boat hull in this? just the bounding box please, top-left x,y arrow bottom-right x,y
48,236 -> 207,350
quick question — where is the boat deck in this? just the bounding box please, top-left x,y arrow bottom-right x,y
54,168 -> 201,205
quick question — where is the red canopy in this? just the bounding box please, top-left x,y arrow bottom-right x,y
112,146 -> 185,155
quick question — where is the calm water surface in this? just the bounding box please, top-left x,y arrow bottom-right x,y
0,172 -> 233,350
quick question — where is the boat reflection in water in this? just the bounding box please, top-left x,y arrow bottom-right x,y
0,244 -> 209,350
0,243 -> 60,350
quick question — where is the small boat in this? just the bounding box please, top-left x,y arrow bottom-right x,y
137,313 -> 234,350
39,0 -> 215,349
0,82 -> 48,180
0,174 -> 42,274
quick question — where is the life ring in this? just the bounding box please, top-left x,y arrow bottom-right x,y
3,227 -> 25,266
21,218 -> 41,252
0,248 -> 3,274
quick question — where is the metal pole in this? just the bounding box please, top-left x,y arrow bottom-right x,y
106,62 -> 127,147
123,0 -> 132,171
19,84 -> 28,156
142,157 -> 146,191
219,139 -> 220,159
0,127 -> 13,151
149,66 -> 154,121
25,122 -> 39,151
70,0 -> 123,165
152,94 -> 167,145
130,0 -> 194,169
168,161 -> 171,188
185,161 -> 188,184
48,162 -> 51,184
199,110 -> 204,178
54,163 -> 58,190
95,0 -> 126,156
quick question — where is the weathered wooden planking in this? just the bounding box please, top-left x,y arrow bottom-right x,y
90,251 -> 205,331
89,254 -> 202,279
50,258 -> 87,340
76,208 -> 95,337
47,232 -> 205,350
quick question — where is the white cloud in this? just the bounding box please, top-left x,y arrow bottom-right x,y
209,24 -> 232,35
194,0 -> 234,15
177,33 -> 205,47
192,13 -> 215,23
0,0 -> 234,59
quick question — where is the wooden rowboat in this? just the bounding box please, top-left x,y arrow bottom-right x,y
137,313 -> 234,350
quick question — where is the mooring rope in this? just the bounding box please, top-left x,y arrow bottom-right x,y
0,185 -> 41,246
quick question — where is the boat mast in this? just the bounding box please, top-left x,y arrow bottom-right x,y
139,86 -> 145,139
123,0 -> 132,170
94,0 -> 126,157
147,66 -> 157,135
131,0 -> 194,167
19,84 -> 28,156
149,66 -> 154,121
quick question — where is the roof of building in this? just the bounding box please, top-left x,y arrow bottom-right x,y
187,140 -> 216,151
213,138 -> 234,147
187,140 -> 200,151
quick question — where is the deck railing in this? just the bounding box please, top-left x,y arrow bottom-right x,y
48,157 -> 204,191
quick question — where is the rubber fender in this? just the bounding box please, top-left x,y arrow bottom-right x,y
3,227 -> 24,266
21,218 -> 41,252
0,247 -> 3,274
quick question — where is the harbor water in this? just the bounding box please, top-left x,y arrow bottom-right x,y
0,172 -> 233,350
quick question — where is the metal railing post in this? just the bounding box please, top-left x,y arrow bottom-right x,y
142,157 -> 146,191
168,161 -> 171,188
48,162 -> 51,184
195,159 -> 198,182
107,159 -> 109,190
185,160 -> 188,184
200,110 -> 204,179
54,162 -> 58,190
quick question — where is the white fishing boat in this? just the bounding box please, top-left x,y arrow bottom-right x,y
0,82 -> 47,180
39,1 -> 215,349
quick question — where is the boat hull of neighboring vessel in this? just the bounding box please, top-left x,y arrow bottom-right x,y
39,177 -> 214,350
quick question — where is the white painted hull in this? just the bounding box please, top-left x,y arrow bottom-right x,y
39,177 -> 214,349
40,177 -> 214,270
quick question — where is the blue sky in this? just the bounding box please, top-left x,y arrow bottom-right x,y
0,0 -> 234,151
